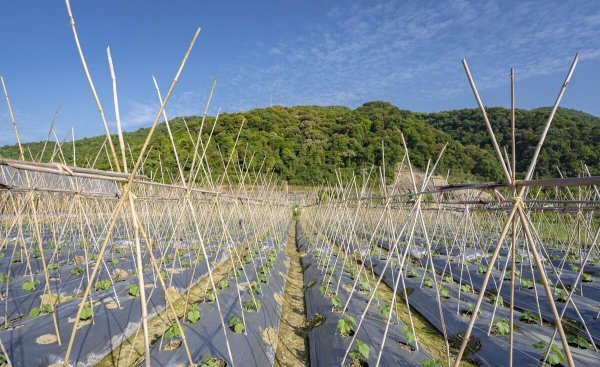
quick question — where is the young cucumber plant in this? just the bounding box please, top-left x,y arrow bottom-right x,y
165,323 -> 181,339
187,304 -> 201,323
80,305 -> 94,321
491,317 -> 511,336
533,341 -> 566,366
489,294 -> 503,306
331,293 -> 342,311
243,298 -> 262,312
421,358 -> 442,367
520,277 -> 534,289
228,315 -> 245,333
248,282 -> 261,295
95,279 -> 111,291
218,278 -> 229,289
198,354 -> 226,367
126,284 -> 140,297
349,339 -> 370,363
22,279 -> 39,292
337,314 -> 356,337
401,325 -> 415,344
378,303 -> 390,318
567,334 -> 591,349
554,288 -> 569,303
28,303 -> 53,318
438,285 -> 450,299
205,289 -> 217,303
519,310 -> 540,324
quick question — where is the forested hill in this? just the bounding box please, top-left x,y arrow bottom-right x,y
0,101 -> 598,186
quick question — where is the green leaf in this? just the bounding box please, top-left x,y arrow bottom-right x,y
95,279 -> 111,291
402,325 -> 415,344
165,324 -> 181,339
127,284 -> 140,297
422,358 -> 442,367
356,340 -> 370,359
28,307 -> 40,318
187,308 -> 201,324
22,279 -> 39,292
331,294 -> 341,309
219,279 -> 229,289
80,305 -> 93,321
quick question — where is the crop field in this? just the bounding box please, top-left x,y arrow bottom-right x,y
0,1 -> 599,367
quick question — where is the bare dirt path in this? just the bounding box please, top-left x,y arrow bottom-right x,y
274,222 -> 308,367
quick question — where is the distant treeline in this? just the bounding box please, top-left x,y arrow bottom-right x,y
0,101 -> 597,186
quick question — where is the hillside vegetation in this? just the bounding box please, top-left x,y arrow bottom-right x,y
0,101 -> 597,186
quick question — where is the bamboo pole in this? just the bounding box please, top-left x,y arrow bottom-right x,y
107,46 -> 128,173
64,0 -> 122,172
62,26 -> 201,367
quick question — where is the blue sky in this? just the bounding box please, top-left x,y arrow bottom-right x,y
0,0 -> 599,145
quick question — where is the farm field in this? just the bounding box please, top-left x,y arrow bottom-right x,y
1,1 -> 600,366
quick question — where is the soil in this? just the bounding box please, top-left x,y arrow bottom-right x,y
35,333 -> 58,345
274,222 -> 308,367
261,327 -> 279,349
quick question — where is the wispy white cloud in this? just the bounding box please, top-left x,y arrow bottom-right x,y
121,89 -> 212,129
214,0 -> 600,110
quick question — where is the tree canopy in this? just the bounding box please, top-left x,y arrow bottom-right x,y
0,102 -> 597,186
